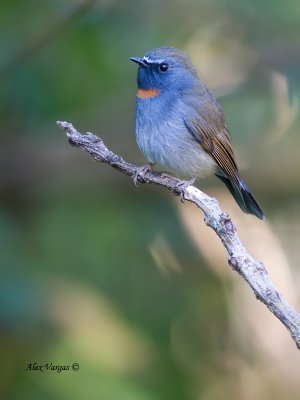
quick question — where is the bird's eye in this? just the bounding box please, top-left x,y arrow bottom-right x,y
159,63 -> 169,72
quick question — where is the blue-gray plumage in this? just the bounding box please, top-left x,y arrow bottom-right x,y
130,47 -> 264,219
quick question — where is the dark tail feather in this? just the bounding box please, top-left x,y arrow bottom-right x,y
216,174 -> 264,220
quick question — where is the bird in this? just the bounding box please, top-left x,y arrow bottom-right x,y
130,47 -> 264,220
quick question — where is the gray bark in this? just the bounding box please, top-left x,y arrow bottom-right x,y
57,120 -> 300,349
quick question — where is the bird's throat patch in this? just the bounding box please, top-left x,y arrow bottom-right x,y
137,88 -> 160,99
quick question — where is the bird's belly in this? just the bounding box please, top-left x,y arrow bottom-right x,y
135,105 -> 215,179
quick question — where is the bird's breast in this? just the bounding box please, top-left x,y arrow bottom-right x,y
135,95 -> 215,178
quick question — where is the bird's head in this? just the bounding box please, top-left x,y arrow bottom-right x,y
130,47 -> 198,94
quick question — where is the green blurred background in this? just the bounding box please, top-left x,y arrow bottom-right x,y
1,0 -> 300,399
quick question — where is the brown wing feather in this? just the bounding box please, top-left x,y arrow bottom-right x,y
185,111 -> 241,192
182,88 -> 263,219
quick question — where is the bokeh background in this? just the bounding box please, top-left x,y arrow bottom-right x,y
1,0 -> 300,399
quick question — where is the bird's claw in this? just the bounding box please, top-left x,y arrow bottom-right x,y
176,176 -> 196,201
132,164 -> 153,187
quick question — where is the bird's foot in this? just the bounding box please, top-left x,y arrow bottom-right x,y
132,163 -> 154,187
176,176 -> 196,201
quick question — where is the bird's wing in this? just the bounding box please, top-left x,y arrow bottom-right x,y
183,91 -> 241,191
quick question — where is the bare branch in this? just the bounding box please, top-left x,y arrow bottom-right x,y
57,120 -> 300,349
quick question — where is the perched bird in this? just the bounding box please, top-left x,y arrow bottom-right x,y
130,47 -> 264,219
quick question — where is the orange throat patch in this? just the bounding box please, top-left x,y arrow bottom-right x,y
137,88 -> 160,99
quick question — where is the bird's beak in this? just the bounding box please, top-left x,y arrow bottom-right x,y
129,57 -> 148,67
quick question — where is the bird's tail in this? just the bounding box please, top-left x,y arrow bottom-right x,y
216,174 -> 264,220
